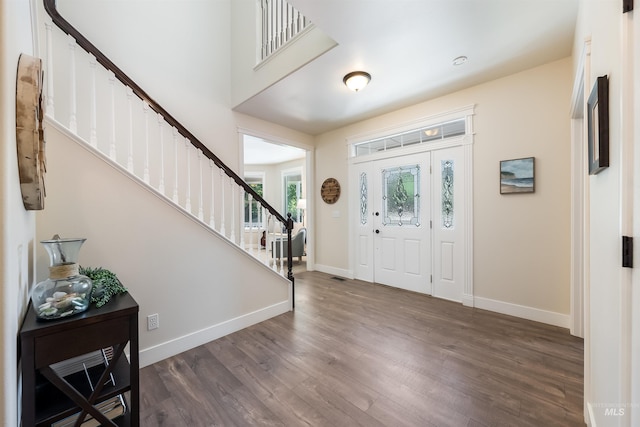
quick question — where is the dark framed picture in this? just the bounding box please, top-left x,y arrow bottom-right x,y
587,75 -> 609,175
500,157 -> 535,194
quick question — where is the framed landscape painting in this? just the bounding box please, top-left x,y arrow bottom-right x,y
587,75 -> 609,175
500,157 -> 535,194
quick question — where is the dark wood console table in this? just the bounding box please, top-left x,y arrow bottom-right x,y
20,292 -> 139,427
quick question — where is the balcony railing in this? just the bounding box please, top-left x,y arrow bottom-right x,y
260,0 -> 310,60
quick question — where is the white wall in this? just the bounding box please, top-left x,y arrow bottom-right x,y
574,0 -> 635,425
314,57 -> 573,321
0,0 -> 36,425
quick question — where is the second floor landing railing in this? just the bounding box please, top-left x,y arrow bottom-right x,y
260,0 -> 310,60
42,0 -> 297,296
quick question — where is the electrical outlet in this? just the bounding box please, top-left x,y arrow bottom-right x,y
147,313 -> 159,330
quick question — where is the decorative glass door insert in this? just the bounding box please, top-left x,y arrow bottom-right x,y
360,172 -> 368,225
382,165 -> 421,226
441,160 -> 454,229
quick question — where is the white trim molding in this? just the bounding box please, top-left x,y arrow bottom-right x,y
314,263 -> 353,280
474,296 -> 570,329
462,141 -> 474,307
569,38 -> 587,338
139,299 -> 290,368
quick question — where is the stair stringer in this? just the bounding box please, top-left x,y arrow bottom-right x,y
37,117 -> 292,367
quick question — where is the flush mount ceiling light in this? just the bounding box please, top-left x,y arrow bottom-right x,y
343,71 -> 371,92
452,56 -> 468,66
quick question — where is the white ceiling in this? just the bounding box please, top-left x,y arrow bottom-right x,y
234,0 -> 579,136
244,134 -> 306,165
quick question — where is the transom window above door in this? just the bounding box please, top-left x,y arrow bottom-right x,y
351,115 -> 469,158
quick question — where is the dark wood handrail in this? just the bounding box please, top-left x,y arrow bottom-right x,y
43,0 -> 296,288
43,0 -> 290,228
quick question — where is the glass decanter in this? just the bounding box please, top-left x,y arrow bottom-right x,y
31,237 -> 93,320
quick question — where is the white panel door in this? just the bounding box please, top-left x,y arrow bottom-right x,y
432,146 -> 465,302
372,153 -> 432,294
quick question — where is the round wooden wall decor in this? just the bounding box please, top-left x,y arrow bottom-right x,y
16,53 -> 46,210
320,177 -> 341,204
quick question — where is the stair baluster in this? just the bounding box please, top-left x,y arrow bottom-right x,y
88,55 -> 97,147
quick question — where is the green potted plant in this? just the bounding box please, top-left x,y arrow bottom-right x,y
79,266 -> 127,307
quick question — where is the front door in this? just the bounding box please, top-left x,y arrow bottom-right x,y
353,153 -> 432,294
352,145 -> 469,301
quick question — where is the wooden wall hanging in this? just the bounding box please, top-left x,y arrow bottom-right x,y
16,53 -> 46,210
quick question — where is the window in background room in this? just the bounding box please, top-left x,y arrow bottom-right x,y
282,168 -> 302,223
244,173 -> 264,228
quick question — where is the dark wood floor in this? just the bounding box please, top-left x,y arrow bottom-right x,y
139,271 -> 584,426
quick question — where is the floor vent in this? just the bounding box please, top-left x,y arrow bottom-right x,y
331,276 -> 346,282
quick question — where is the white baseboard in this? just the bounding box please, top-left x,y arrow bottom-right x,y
474,296 -> 570,328
314,263 -> 353,279
139,300 -> 290,368
462,293 -> 474,307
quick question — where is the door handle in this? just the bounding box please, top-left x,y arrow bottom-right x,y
375,229 -> 380,234
375,212 -> 380,216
